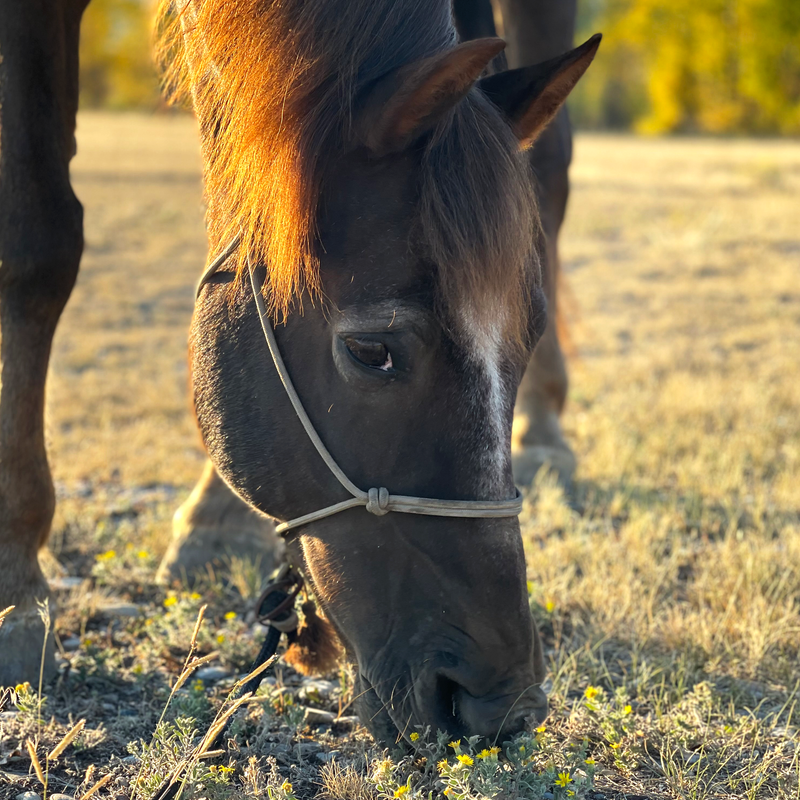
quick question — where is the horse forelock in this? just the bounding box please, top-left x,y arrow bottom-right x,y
156,0 -> 539,339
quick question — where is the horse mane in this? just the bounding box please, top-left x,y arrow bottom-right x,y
156,0 -> 538,340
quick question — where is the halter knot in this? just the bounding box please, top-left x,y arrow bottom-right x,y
366,487 -> 390,516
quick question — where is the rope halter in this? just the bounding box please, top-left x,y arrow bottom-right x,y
196,235 -> 523,536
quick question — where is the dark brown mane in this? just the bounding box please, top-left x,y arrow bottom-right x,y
156,0 -> 538,338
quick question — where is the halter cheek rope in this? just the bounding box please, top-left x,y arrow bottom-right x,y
197,234 -> 523,536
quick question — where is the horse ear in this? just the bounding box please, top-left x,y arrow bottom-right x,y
358,38 -> 506,156
478,34 -> 602,150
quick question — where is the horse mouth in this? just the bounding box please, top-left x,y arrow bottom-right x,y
353,669 -> 467,746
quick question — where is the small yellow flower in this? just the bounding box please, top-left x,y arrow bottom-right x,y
477,749 -> 491,759
437,759 -> 449,773
216,633 -> 225,644
584,686 -> 599,700
189,592 -> 201,601
443,789 -> 451,797
554,771 -> 572,787
224,611 -> 237,620
394,787 -> 409,798
519,744 -> 526,753
409,732 -> 419,742
623,704 -> 632,715
584,757 -> 596,766
281,781 -> 293,793
567,791 -> 575,797
456,754 -> 473,766
489,746 -> 501,756
14,682 -> 31,693
96,549 -> 116,562
448,739 -> 461,750
137,550 -> 149,559
163,596 -> 178,607
536,724 -> 546,733
611,742 -> 620,749
545,599 -> 556,613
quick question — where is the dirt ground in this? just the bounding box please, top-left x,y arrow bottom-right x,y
1,112 -> 798,799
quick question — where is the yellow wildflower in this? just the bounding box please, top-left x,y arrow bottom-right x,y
409,732 -> 419,742
14,682 -> 31,693
545,599 -> 556,613
585,757 -> 596,766
217,633 -> 225,643
477,749 -> 491,759
163,596 -> 177,607
457,754 -> 473,766
189,592 -> 202,601
623,704 -> 632,715
536,724 -> 546,733
448,739 -> 461,750
489,746 -> 501,755
281,781 -> 293,793
96,550 -> 116,562
224,611 -> 237,620
443,790 -> 451,797
584,686 -> 599,700
394,787 -> 409,798
437,760 -> 449,773
137,550 -> 149,559
554,771 -> 572,787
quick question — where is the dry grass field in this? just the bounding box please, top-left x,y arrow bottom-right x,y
1,112 -> 799,799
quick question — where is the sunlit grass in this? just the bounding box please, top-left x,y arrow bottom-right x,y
4,117 -> 796,798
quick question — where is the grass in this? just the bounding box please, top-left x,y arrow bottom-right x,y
0,114 -> 798,799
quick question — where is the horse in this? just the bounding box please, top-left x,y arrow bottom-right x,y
0,0 -> 596,745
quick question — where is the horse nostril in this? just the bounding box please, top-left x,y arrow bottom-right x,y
434,674 -> 461,728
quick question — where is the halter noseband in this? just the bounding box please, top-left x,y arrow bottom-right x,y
196,236 -> 523,536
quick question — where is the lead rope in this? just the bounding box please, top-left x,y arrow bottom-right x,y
151,565 -> 303,800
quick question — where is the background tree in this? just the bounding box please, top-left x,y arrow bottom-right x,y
78,0 -> 800,134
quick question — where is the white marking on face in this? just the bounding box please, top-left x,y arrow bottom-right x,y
459,304 -> 512,495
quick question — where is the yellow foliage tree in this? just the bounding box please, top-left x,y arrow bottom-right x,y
75,0 -> 800,134
79,0 -> 160,109
581,0 -> 800,133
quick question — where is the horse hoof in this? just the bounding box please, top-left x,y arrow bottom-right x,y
0,607 -> 55,687
512,443 -> 576,487
156,463 -> 282,585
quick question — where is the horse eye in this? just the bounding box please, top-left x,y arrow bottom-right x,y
344,337 -> 393,371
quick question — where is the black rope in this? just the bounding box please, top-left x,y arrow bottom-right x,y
151,571 -> 301,800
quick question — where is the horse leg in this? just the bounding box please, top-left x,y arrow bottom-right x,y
452,0 -> 499,40
496,0 -> 579,485
156,459 -> 282,585
0,0 -> 88,685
